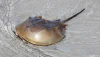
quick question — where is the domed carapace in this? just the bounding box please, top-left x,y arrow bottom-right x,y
14,9 -> 85,46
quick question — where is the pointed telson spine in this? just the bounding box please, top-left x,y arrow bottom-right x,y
62,8 -> 85,23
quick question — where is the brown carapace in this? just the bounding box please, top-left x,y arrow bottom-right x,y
15,9 -> 85,46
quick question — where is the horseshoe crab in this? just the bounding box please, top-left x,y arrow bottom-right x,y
14,9 -> 85,46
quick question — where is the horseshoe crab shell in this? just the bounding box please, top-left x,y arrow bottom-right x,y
15,9 -> 85,46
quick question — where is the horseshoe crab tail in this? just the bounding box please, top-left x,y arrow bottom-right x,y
62,8 -> 85,23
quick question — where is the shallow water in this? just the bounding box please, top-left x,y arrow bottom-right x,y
0,0 -> 100,57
